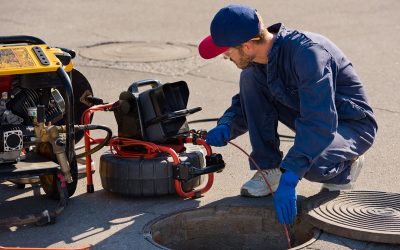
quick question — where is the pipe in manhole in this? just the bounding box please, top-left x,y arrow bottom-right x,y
143,205 -> 320,250
79,41 -> 197,63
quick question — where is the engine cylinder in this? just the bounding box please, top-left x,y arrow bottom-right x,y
0,125 -> 35,163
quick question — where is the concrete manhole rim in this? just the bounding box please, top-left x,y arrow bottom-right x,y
304,190 -> 400,245
142,205 -> 321,250
78,41 -> 198,63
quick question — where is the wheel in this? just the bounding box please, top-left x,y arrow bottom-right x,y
99,151 -> 204,197
38,142 -> 78,199
40,160 -> 78,199
56,68 -> 94,143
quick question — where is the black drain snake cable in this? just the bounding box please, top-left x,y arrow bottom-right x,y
228,141 -> 292,249
188,118 -> 295,140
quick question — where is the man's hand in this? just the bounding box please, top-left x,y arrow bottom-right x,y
206,124 -> 230,146
273,170 -> 299,225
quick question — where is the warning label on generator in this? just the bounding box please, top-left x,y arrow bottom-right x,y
0,48 -> 36,68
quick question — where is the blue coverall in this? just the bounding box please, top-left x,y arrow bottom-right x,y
218,23 -> 378,184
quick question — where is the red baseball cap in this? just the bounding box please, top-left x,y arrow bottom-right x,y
198,35 -> 229,59
198,4 -> 260,59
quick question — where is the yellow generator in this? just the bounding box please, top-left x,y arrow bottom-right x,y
0,36 -> 95,226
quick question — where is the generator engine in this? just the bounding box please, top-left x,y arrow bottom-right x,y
0,75 -> 65,163
0,36 -> 97,224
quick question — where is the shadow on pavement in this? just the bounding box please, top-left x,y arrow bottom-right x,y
0,183 -> 201,249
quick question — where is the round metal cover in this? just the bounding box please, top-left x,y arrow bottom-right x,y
304,190 -> 400,244
79,41 -> 196,63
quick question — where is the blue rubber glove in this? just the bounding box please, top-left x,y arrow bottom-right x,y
274,170 -> 299,225
206,124 -> 230,146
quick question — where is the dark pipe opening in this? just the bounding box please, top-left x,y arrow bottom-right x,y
144,205 -> 320,250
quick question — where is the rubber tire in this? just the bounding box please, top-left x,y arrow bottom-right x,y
100,151 -> 203,197
40,159 -> 78,200
55,68 -> 93,143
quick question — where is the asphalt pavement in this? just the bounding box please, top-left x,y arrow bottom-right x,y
0,1 -> 399,249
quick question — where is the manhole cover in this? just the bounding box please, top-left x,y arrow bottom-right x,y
79,41 -> 197,63
304,190 -> 400,244
77,41 -> 208,76
143,205 -> 320,250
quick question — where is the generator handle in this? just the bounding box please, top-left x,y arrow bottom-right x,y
128,79 -> 162,94
0,35 -> 46,45
57,47 -> 76,59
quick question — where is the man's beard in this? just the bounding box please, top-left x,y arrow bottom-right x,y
235,48 -> 255,69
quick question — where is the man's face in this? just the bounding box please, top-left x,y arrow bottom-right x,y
223,45 -> 255,69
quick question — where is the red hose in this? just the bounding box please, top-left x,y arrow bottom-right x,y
0,246 -> 91,250
106,136 -> 216,199
185,137 -> 212,155
108,137 -> 159,158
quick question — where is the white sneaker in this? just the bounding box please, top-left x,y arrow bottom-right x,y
240,168 -> 282,197
321,155 -> 365,192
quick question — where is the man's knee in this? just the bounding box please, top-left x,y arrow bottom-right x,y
303,167 -> 330,182
304,161 -> 350,184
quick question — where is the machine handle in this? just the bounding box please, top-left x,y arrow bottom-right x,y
127,79 -> 162,94
159,139 -> 219,199
192,153 -> 225,176
145,107 -> 202,126
189,162 -> 225,177
0,35 -> 46,45
174,153 -> 225,181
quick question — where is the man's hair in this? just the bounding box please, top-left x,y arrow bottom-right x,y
252,12 -> 268,44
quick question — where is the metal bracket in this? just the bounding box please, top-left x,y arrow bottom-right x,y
32,46 -> 50,65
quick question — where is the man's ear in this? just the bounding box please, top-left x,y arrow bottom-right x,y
242,41 -> 255,54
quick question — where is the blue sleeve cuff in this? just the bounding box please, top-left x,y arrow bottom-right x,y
281,170 -> 300,186
280,153 -> 311,179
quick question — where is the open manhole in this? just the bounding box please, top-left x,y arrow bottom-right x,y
304,190 -> 400,244
79,41 -> 197,63
143,205 -> 320,250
